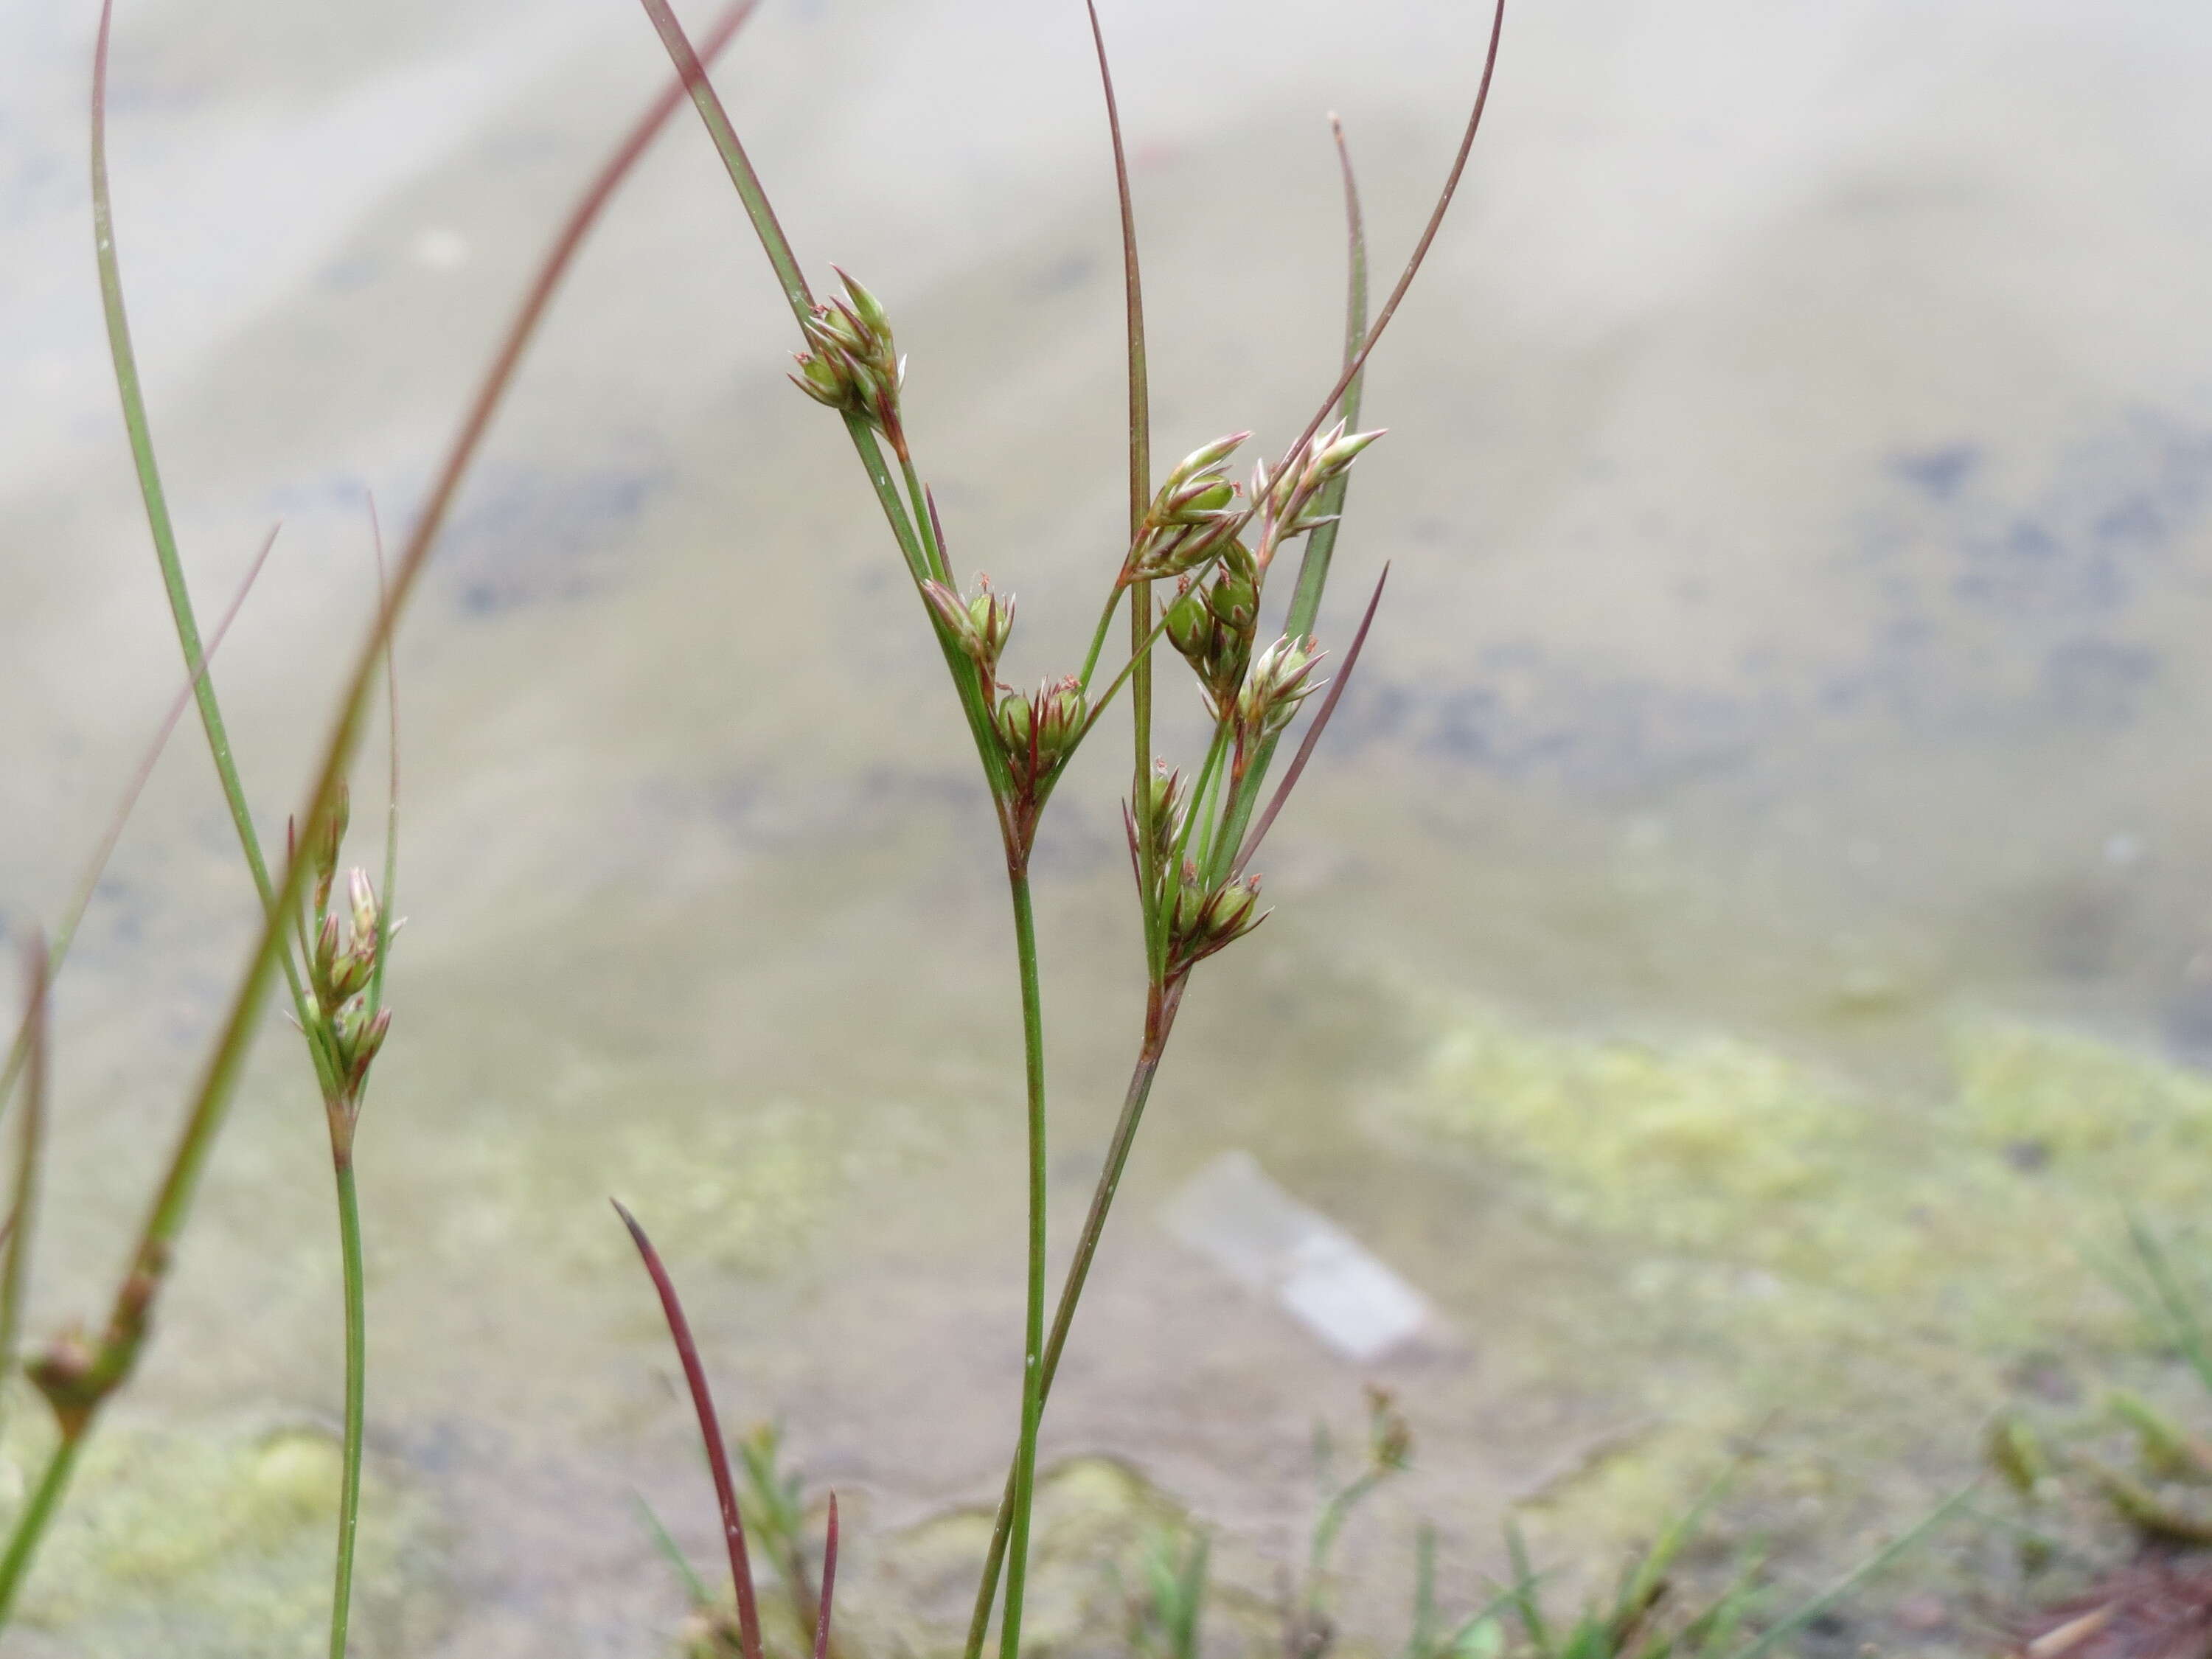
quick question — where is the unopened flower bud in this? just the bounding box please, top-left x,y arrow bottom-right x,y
1163,584 -> 1209,657
1205,874 -> 1263,941
1236,635 -> 1326,741
1140,762 -> 1186,872
1206,567 -> 1258,635
789,271 -> 901,430
1035,676 -> 1086,760
834,266 -> 891,339
313,911 -> 344,1001
998,676 -> 1088,781
1124,433 -> 1253,582
995,689 -> 1037,754
1311,423 -> 1385,481
925,574 -> 1015,672
347,869 -> 379,946
308,784 -> 349,913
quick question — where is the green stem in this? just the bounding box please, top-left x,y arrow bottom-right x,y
961,983 -> 1184,1659
0,945 -> 49,1444
91,16 -> 338,1102
0,1434 -> 83,1622
327,1151 -> 367,1659
1077,588 -> 1123,692
898,451 -> 953,585
1208,128 -> 1369,881
995,861 -> 1050,1659
1091,0 -> 1157,981
843,418 -> 1012,806
637,0 -> 811,326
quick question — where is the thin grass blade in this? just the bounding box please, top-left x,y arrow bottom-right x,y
1283,114 -> 1371,644
2126,1211 -> 2212,1398
1720,1484 -> 1974,1659
1082,0 -> 1163,975
636,1490 -> 715,1610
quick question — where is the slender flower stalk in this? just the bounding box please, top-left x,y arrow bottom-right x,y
622,15 -> 1079,1659
962,7 -> 1504,1646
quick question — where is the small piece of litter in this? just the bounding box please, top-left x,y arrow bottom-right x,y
1162,1151 -> 1434,1362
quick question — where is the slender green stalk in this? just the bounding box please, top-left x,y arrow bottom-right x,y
623,24 -> 1068,1658
1284,118 -> 1371,642
323,503 -> 400,1659
87,3 -> 337,1102
632,5 -> 1013,809
1077,588 -> 1122,690
1083,0 -> 1158,978
1210,120 -> 1368,875
1719,1484 -> 1973,1659
965,20 -> 1151,1658
898,453 -> 953,585
327,1155 -> 368,1659
996,863 -> 1050,1659
961,982 -> 1185,1659
0,1436 -> 83,1621
637,0 -> 810,325
0,939 -> 50,1434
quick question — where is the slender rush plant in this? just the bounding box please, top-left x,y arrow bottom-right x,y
0,6 -> 404,1642
625,7 -> 1507,1659
0,0 -> 762,1635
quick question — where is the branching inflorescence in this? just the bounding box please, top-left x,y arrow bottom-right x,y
625,5 -> 1509,1659
0,0 -> 1507,1651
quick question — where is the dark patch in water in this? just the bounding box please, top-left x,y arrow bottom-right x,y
1891,443 -> 1979,500
441,461 -> 667,616
1330,406 -> 2210,793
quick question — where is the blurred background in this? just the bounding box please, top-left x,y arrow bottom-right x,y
4,0 -> 2211,1653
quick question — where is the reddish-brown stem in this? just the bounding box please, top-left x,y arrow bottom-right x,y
1276,0 -> 1506,478
813,1494 -> 841,1659
1231,565 -> 1388,880
613,1200 -> 764,1659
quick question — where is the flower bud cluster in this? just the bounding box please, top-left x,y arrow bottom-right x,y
1234,635 -> 1326,747
995,675 -> 1087,789
790,268 -> 904,436
1162,539 -> 1261,720
1166,862 -> 1267,970
297,787 -> 393,1103
1122,433 -> 1251,584
1251,420 -> 1384,565
1137,762 -> 1187,877
922,574 -> 1015,678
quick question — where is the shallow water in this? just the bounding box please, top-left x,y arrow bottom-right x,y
4,0 -> 2212,1652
